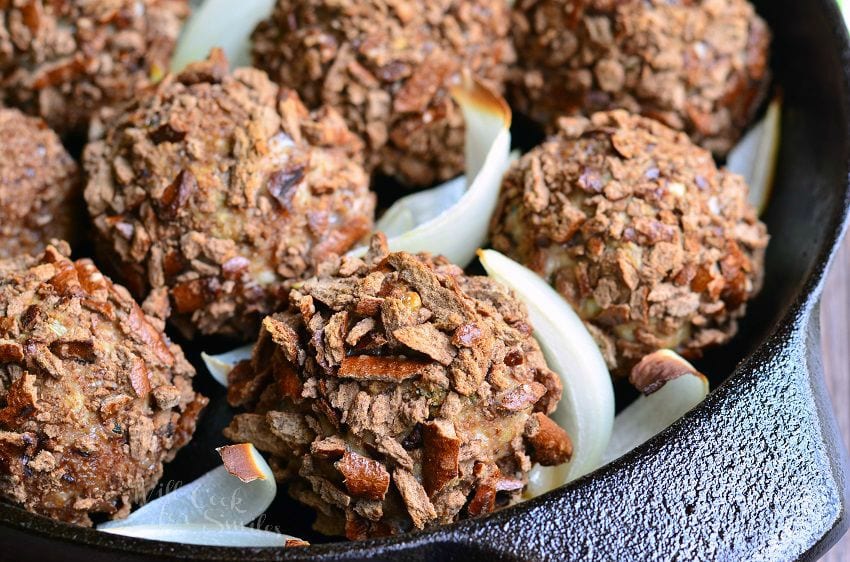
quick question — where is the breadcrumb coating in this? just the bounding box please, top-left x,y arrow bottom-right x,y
252,0 -> 515,186
490,111 -> 769,374
0,108 -> 80,259
224,234 -> 570,539
509,0 -> 771,156
0,0 -> 188,136
84,51 -> 376,339
0,244 -> 206,526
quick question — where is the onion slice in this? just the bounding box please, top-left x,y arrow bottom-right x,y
98,444 -> 306,547
375,176 -> 466,237
100,525 -> 304,547
201,343 -> 253,387
477,250 -> 615,490
357,77 -> 511,267
99,444 -> 276,530
726,96 -> 782,215
171,0 -> 275,73
602,371 -> 708,465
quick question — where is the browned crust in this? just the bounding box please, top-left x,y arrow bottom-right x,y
467,479 -> 496,517
337,355 -> 431,382
335,451 -> 391,501
224,235 -> 568,538
83,51 -> 375,339
509,0 -> 771,156
0,108 -> 80,259
524,413 -> 573,467
450,75 -> 512,128
421,420 -> 460,497
0,245 -> 205,526
252,0 -> 515,186
0,0 -> 189,136
217,444 -> 267,483
629,349 -> 705,395
491,110 -> 769,375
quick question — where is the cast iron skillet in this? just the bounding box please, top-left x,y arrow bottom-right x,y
3,0 -> 850,559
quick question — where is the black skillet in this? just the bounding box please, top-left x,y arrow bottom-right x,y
2,0 -> 850,559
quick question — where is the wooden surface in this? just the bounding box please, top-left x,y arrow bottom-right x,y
820,234 -> 850,561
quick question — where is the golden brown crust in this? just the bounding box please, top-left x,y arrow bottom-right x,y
421,419 -> 460,497
490,111 -> 769,374
524,412 -> 573,466
0,0 -> 188,136
335,451 -> 391,501
83,51 -> 376,339
217,443 -> 267,483
224,235 -> 565,538
509,0 -> 771,155
0,245 -> 205,526
251,0 -> 515,186
629,349 -> 704,395
0,108 -> 80,259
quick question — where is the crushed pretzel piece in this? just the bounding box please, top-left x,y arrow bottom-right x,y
217,444 -> 267,483
422,420 -> 460,496
525,413 -> 573,466
630,349 -> 703,395
337,355 -> 430,382
336,451 -> 391,501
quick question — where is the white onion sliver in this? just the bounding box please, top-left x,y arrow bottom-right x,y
524,463 -> 570,501
726,97 -> 782,216
171,0 -> 276,73
101,524 -> 299,547
376,177 -> 466,238
478,250 -> 615,488
201,344 -> 254,387
361,78 -> 511,267
602,373 -> 708,466
98,444 -> 276,529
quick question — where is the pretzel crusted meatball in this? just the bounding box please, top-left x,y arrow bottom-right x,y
0,245 -> 206,526
510,0 -> 771,156
0,108 -> 80,259
251,0 -> 515,186
490,111 -> 769,374
83,51 -> 376,339
224,235 -> 571,539
0,0 -> 189,136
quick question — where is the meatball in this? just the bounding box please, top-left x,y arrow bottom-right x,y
490,111 -> 769,374
509,0 -> 771,156
251,0 -> 515,186
83,51 -> 376,339
0,108 -> 80,259
0,244 -> 206,526
224,234 -> 571,539
0,0 -> 188,136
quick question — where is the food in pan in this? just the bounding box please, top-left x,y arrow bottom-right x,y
0,0 -> 781,549
249,0 -> 515,186
83,50 -> 375,339
509,0 -> 771,156
0,108 -> 80,259
222,234 -> 571,538
0,244 -> 206,526
99,443 -> 309,547
0,0 -> 189,137
490,110 -> 769,374
360,75 -> 513,267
